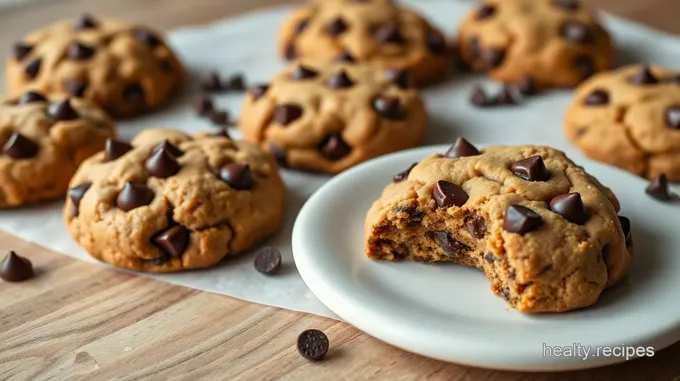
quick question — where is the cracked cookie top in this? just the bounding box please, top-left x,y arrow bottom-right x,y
6,14 -> 186,117
64,129 -> 286,273
565,64 -> 680,181
0,91 -> 115,207
457,0 -> 614,88
278,0 -> 450,85
239,60 -> 427,174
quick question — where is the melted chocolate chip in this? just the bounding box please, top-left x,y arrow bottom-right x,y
445,137 -> 480,158
318,133 -> 351,160
327,17 -> 349,36
67,42 -> 95,60
327,70 -> 354,89
13,42 -> 32,60
3,132 -> 38,159
629,65 -> 659,85
393,163 -> 417,183
550,193 -> 589,225
0,251 -> 34,282
48,99 -> 79,121
154,225 -> 190,258
18,91 -> 46,104
75,13 -> 98,30
291,65 -> 318,80
374,24 -> 404,44
484,252 -> 495,264
253,247 -> 282,275
335,51 -> 355,63
584,89 -> 609,105
274,104 -> 304,126
433,180 -> 469,208
145,147 -> 181,178
476,4 -> 496,19
297,329 -> 329,361
134,29 -> 161,48
251,84 -> 269,101
386,69 -> 412,89
220,163 -> 253,190
123,83 -> 145,104
511,155 -> 550,182
68,182 -> 92,217
105,139 -> 133,161
666,106 -> 680,129
433,231 -> 468,257
646,173 -> 673,201
64,79 -> 87,97
503,205 -> 542,235
465,215 -> 486,238
116,182 -> 155,212
24,58 -> 41,79
372,96 -> 404,120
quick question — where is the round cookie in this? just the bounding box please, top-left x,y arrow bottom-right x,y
64,129 -> 286,273
239,60 -> 428,174
278,0 -> 450,85
457,0 -> 614,88
565,64 -> 680,181
6,14 -> 185,117
364,141 -> 632,312
0,91 -> 115,207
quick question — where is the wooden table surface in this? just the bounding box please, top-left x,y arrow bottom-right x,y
1,1 -> 680,380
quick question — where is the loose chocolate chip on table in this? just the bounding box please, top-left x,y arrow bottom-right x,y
274,104 -> 304,126
433,231 -> 467,257
560,21 -> 592,44
195,97 -> 213,117
154,225 -> 190,258
518,76 -> 538,96
465,215 -> 486,239
48,99 -> 79,121
284,43 -> 298,61
393,163 -> 417,183
618,216 -> 632,245
426,32 -> 446,54
152,139 -> 184,158
554,0 -> 580,10
269,144 -> 288,167
476,4 -> 496,19
433,180 -> 469,208
629,65 -> 658,85
584,88 -> 609,105
574,55 -> 595,81
666,106 -> 680,129
13,42 -> 32,60
224,74 -> 246,91
484,251 -> 495,264
386,69 -> 412,89
327,69 -> 354,89
503,204 -> 543,235
319,133 -> 351,160
495,85 -> 518,105
24,58 -> 41,79
372,96 -> 404,120
335,51 -> 355,63
511,155 -> 550,182
123,83 -> 146,104
550,193 -> 588,224
445,137 -> 480,158
0,251 -> 34,282
253,246 -> 282,275
291,65 -> 318,80
18,91 -> 46,104
295,19 -> 309,35
480,48 -> 505,68
645,173 -> 673,201
250,84 -> 269,101
68,182 -> 92,217
64,79 -> 87,97
116,182 -> 155,212
202,72 -> 223,92
374,24 -> 403,44
105,139 -> 133,161
67,42 -> 95,60
469,85 -> 491,107
134,29 -> 161,48
210,110 -> 231,127
297,329 -> 329,360
327,17 -> 348,36
220,163 -> 253,190
145,147 -> 181,178
3,132 -> 38,159
75,13 -> 99,30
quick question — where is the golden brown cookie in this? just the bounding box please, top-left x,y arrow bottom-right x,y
364,141 -> 632,312
0,91 -> 115,207
278,0 -> 450,85
239,60 -> 427,174
64,129 -> 286,273
565,64 -> 680,181
457,0 -> 614,88
6,14 -> 185,117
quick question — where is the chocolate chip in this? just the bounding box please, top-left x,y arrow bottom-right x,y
48,99 -> 79,121
0,251 -> 33,282
501,287 -> 511,301
445,137 -> 480,158
426,32 -> 446,55
646,173 -> 673,201
297,329 -> 329,361
67,42 -> 95,60
666,106 -> 680,129
75,13 -> 98,30
105,139 -> 133,161
335,51 -> 355,63
284,43 -> 298,61
550,193 -> 588,224
554,0 -> 580,10
195,97 -> 213,117
152,139 -> 184,158
18,91 -> 46,104
68,182 -> 92,217
154,225 -> 189,258
295,19 -> 309,35
495,85 -> 518,105
327,70 -> 354,89
225,74 -> 246,91
484,252 -> 495,264
476,4 -> 496,19
270,144 -> 288,167
220,163 -> 253,190
480,48 -> 505,68
251,84 -> 269,101
318,133 -> 351,160
13,42 -> 32,60
560,21 -> 593,44
145,147 -> 181,178
274,104 -> 304,126
469,85 -> 491,107
116,182 -> 154,212
574,55 -> 595,81
64,79 -> 87,97
372,96 -> 404,120
433,231 -> 468,257
202,72 -> 223,92
393,163 -> 417,183
465,215 -> 486,238
3,132 -> 38,159
123,83 -> 145,104
213,129 -> 231,139
503,204 -> 543,235
618,216 -> 632,245
584,89 -> 609,105
24,58 -> 41,79
629,65 -> 658,85
210,110 -> 231,127
291,65 -> 318,80
433,180 -> 469,208
518,76 -> 538,96
253,246 -> 282,275
327,17 -> 348,36
386,69 -> 412,89
133,29 -> 161,48
511,155 -> 550,182
374,24 -> 403,44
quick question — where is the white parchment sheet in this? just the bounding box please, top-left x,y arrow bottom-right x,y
1,1 -> 679,319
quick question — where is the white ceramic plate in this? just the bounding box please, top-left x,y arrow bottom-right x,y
292,145 -> 680,372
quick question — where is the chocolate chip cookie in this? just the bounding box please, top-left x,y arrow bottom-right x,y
0,91 -> 115,207
457,0 -> 614,88
6,14 -> 185,117
239,60 -> 427,174
279,0 -> 450,85
365,141 -> 632,312
64,129 -> 285,272
565,64 -> 680,181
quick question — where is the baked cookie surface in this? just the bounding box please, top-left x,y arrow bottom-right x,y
457,0 -> 614,88
364,142 -> 632,312
6,14 -> 185,117
0,91 -> 115,207
65,129 -> 286,273
279,0 -> 450,85
565,64 -> 680,181
240,60 -> 427,174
